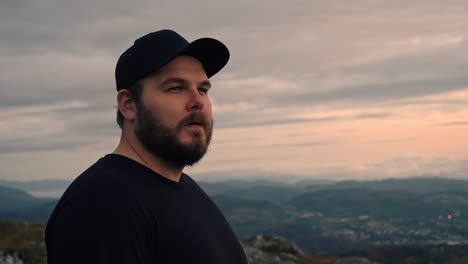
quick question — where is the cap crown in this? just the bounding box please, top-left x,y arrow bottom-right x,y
115,30 -> 229,91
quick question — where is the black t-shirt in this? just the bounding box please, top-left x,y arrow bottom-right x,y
45,154 -> 248,264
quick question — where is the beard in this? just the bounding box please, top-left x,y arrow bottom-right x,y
134,102 -> 213,168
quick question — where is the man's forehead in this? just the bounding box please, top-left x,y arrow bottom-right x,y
161,77 -> 212,87
147,56 -> 209,82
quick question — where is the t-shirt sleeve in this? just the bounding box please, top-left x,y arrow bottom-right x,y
46,195 -> 156,264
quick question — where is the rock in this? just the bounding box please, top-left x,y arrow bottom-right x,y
336,256 -> 383,264
0,251 -> 24,264
250,234 -> 303,255
241,234 -> 305,264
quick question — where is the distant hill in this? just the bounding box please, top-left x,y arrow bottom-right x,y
9,177 -> 468,201
198,179 -> 333,205
0,179 -> 70,198
0,185 -> 39,210
0,178 -> 333,201
212,195 -> 290,237
205,184 -> 307,204
0,179 -> 71,192
304,177 -> 468,193
287,188 -> 468,219
0,185 -> 57,222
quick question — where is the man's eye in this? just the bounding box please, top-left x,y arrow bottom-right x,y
167,87 -> 181,92
198,88 -> 208,94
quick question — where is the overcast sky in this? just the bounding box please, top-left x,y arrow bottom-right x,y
1,0 -> 467,182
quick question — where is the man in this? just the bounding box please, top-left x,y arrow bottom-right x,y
45,29 -> 248,264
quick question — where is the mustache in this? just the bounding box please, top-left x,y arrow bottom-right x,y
177,112 -> 212,130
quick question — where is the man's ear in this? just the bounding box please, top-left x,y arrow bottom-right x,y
117,89 -> 137,122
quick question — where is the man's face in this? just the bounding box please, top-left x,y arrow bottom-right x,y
134,56 -> 213,168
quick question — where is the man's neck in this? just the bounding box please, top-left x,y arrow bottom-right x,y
113,133 -> 184,182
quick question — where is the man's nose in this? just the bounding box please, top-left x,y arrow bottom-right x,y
186,89 -> 204,111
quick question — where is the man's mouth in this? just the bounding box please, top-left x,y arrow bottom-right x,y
185,122 -> 204,128
178,113 -> 210,131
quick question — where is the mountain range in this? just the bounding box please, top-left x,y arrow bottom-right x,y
2,177 -> 468,253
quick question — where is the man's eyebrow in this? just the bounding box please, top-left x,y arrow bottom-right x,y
161,77 -> 211,88
161,77 -> 186,86
200,80 -> 212,88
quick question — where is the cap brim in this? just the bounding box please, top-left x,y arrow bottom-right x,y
181,38 -> 230,78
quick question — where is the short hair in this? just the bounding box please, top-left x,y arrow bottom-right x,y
116,81 -> 144,129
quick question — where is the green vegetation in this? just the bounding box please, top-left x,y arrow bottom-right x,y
0,219 -> 47,264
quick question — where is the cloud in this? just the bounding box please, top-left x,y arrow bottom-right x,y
1,0 -> 468,180
0,101 -> 118,153
438,121 -> 468,126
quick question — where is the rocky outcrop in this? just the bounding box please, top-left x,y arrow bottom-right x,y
336,257 -> 382,264
0,251 -> 24,264
241,234 -> 383,264
241,234 -> 313,264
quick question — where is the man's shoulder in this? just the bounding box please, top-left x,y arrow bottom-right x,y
55,154 -> 149,208
47,154 -> 154,228
58,154 -> 188,207
65,154 -> 129,194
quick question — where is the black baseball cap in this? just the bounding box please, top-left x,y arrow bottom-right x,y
115,29 -> 230,91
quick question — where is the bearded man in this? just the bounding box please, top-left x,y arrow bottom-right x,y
45,30 -> 248,264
